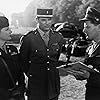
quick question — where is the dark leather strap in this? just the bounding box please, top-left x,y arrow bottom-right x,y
0,57 -> 16,88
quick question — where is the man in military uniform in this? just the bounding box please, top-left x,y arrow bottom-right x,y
68,7 -> 100,100
0,16 -> 25,100
19,8 -> 66,100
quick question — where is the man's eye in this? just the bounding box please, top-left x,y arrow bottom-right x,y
48,18 -> 52,21
41,19 -> 46,21
6,28 -> 9,31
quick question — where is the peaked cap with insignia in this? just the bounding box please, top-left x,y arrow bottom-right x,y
80,7 -> 100,23
37,8 -> 53,17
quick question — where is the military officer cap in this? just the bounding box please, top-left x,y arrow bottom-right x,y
0,12 -> 9,28
0,16 -> 9,28
37,8 -> 53,17
80,7 -> 100,24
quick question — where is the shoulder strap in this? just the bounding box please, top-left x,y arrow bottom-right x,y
0,57 -> 16,87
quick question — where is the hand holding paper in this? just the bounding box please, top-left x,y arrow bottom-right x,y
68,61 -> 99,73
59,65 -> 90,80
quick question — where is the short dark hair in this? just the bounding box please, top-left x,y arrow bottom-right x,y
0,16 -> 9,29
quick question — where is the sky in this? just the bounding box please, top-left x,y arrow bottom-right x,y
0,0 -> 33,20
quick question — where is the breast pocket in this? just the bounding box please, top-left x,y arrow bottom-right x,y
51,43 -> 60,52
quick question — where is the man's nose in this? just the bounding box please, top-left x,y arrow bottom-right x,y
45,20 -> 49,24
9,29 -> 12,34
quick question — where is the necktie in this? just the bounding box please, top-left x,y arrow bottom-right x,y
42,33 -> 49,46
2,44 -> 7,53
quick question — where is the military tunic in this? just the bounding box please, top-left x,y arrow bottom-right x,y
0,44 -> 25,100
84,41 -> 100,100
19,29 -> 66,100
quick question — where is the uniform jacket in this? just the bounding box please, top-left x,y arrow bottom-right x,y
19,29 -> 66,100
84,41 -> 100,87
0,44 -> 25,100
0,44 -> 25,89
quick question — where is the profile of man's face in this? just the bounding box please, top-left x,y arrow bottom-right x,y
37,17 -> 53,32
83,21 -> 99,40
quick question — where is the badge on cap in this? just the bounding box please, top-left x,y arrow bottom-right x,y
37,8 -> 53,17
80,7 -> 100,23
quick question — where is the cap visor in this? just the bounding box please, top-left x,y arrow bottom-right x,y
37,15 -> 53,17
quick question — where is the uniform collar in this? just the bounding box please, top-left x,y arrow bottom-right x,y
37,27 -> 50,37
93,40 -> 100,48
89,40 -> 100,55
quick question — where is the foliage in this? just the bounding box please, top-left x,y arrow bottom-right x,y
11,0 -> 100,28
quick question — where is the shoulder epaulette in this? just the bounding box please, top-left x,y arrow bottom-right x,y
24,30 -> 34,37
23,29 -> 37,37
20,29 -> 37,43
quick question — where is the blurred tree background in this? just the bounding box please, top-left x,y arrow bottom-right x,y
11,0 -> 100,28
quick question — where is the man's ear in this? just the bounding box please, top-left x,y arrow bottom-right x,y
36,17 -> 39,24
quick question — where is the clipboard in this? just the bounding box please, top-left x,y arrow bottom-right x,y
57,65 -> 88,77
68,61 -> 100,73
56,61 -> 100,73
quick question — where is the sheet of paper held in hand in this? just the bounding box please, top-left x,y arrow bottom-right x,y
57,61 -> 100,73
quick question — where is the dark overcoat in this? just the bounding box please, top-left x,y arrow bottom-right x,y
84,41 -> 100,100
0,44 -> 25,100
19,29 -> 66,100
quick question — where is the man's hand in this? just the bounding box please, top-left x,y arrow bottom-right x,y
68,61 -> 96,72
